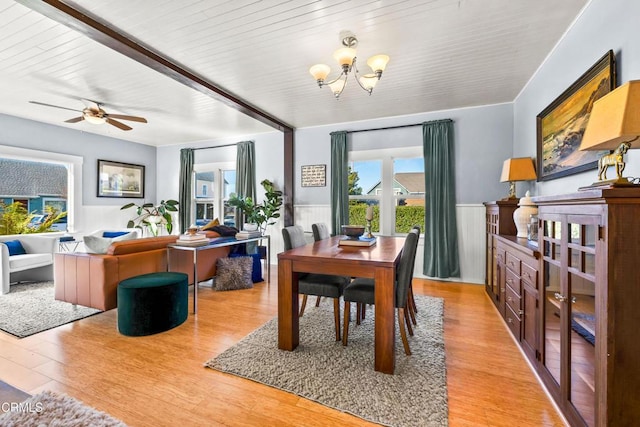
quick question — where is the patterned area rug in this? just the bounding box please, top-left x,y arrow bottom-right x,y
0,390 -> 126,426
205,295 -> 448,427
0,281 -> 101,338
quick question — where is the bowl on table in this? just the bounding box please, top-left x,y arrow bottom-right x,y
341,225 -> 365,239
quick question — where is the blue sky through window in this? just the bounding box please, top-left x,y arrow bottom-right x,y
351,158 -> 424,193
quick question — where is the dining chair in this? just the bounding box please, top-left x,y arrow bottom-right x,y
342,228 -> 420,355
282,225 -> 350,341
406,225 -> 421,326
311,222 -> 331,307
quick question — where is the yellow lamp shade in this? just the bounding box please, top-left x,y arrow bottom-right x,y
580,80 -> 640,151
367,54 -> 390,73
500,157 -> 537,182
309,64 -> 330,81
333,47 -> 356,67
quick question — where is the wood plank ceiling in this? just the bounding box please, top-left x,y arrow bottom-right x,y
0,0 -> 588,146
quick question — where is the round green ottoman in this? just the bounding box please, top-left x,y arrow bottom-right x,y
117,272 -> 188,336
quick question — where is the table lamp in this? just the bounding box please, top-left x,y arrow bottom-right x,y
579,80 -> 640,188
500,157 -> 537,199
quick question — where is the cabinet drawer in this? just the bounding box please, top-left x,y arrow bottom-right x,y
521,262 -> 538,288
505,269 -> 520,296
505,305 -> 521,340
497,248 -> 506,264
505,284 -> 521,314
506,252 -> 521,275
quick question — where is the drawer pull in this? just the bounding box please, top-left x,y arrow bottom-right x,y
507,296 -> 513,303
507,318 -> 513,324
518,310 -> 524,316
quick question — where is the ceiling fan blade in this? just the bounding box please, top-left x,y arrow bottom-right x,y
106,118 -> 132,131
65,116 -> 84,123
107,114 -> 147,123
29,101 -> 82,113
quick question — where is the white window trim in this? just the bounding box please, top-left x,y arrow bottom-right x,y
193,161 -> 235,223
0,144 -> 82,233
349,146 -> 423,235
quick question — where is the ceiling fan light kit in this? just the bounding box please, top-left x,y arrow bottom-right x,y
29,100 -> 147,131
309,32 -> 389,99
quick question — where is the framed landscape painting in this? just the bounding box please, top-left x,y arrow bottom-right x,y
97,159 -> 145,198
536,50 -> 616,181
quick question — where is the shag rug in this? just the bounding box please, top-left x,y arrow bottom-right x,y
205,295 -> 448,427
0,281 -> 101,338
0,390 -> 126,426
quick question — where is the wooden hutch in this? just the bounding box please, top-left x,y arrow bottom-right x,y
484,188 -> 640,427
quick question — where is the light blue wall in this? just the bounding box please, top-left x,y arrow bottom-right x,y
0,113 -> 157,205
295,103 -> 514,205
513,0 -> 640,195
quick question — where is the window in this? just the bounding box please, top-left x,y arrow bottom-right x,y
193,163 -> 236,227
0,155 -> 71,234
348,147 -> 424,235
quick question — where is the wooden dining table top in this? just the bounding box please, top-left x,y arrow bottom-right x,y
277,235 -> 404,276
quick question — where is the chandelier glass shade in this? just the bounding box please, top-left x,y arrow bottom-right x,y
309,33 -> 389,99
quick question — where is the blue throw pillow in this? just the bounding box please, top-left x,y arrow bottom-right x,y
4,240 -> 26,256
103,231 -> 129,238
229,253 -> 263,283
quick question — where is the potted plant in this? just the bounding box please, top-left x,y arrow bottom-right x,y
121,199 -> 178,236
229,179 -> 283,235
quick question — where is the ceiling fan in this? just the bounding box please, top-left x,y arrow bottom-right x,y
29,99 -> 147,131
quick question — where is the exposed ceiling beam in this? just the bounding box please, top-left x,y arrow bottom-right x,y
17,0 -> 295,226
16,0 -> 294,133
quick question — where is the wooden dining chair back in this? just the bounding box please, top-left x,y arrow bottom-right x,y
312,223 -> 331,241
342,229 -> 420,354
282,225 -> 349,340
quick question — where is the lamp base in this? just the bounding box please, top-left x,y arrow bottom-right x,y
578,177 -> 639,191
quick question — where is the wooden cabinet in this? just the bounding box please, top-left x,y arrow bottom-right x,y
495,236 -> 540,365
534,188 -> 640,427
484,199 -> 518,307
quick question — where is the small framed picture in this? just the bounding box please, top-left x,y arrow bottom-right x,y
301,164 -> 326,187
97,159 -> 145,198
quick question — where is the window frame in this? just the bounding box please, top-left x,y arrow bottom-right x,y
349,146 -> 424,235
193,161 -> 235,226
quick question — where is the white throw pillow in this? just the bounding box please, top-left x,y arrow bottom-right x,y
83,231 -> 137,254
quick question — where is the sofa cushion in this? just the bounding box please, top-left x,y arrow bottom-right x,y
9,253 -> 53,272
84,231 -> 138,254
201,218 -> 220,230
230,252 -> 263,283
215,256 -> 253,291
102,231 -> 130,238
4,240 -> 26,256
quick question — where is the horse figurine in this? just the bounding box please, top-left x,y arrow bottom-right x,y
598,141 -> 631,181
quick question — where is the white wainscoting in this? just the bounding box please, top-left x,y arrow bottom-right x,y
291,204 -> 486,285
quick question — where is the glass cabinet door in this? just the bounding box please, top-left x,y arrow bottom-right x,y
541,214 -> 598,427
567,219 -> 597,427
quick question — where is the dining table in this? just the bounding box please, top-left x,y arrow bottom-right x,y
277,235 -> 405,374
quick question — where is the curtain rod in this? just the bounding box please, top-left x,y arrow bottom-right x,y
345,119 -> 452,134
192,142 -> 240,151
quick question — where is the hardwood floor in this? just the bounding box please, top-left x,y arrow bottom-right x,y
0,272 -> 566,426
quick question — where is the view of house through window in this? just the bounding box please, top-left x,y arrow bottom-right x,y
348,147 -> 425,235
194,164 -> 236,227
0,158 -> 68,234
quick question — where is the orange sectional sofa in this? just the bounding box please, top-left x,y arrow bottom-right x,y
54,233 -> 230,310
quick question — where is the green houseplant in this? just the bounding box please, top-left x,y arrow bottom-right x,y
121,199 -> 178,236
228,179 -> 283,234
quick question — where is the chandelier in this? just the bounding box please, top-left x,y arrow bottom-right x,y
309,32 -> 389,99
